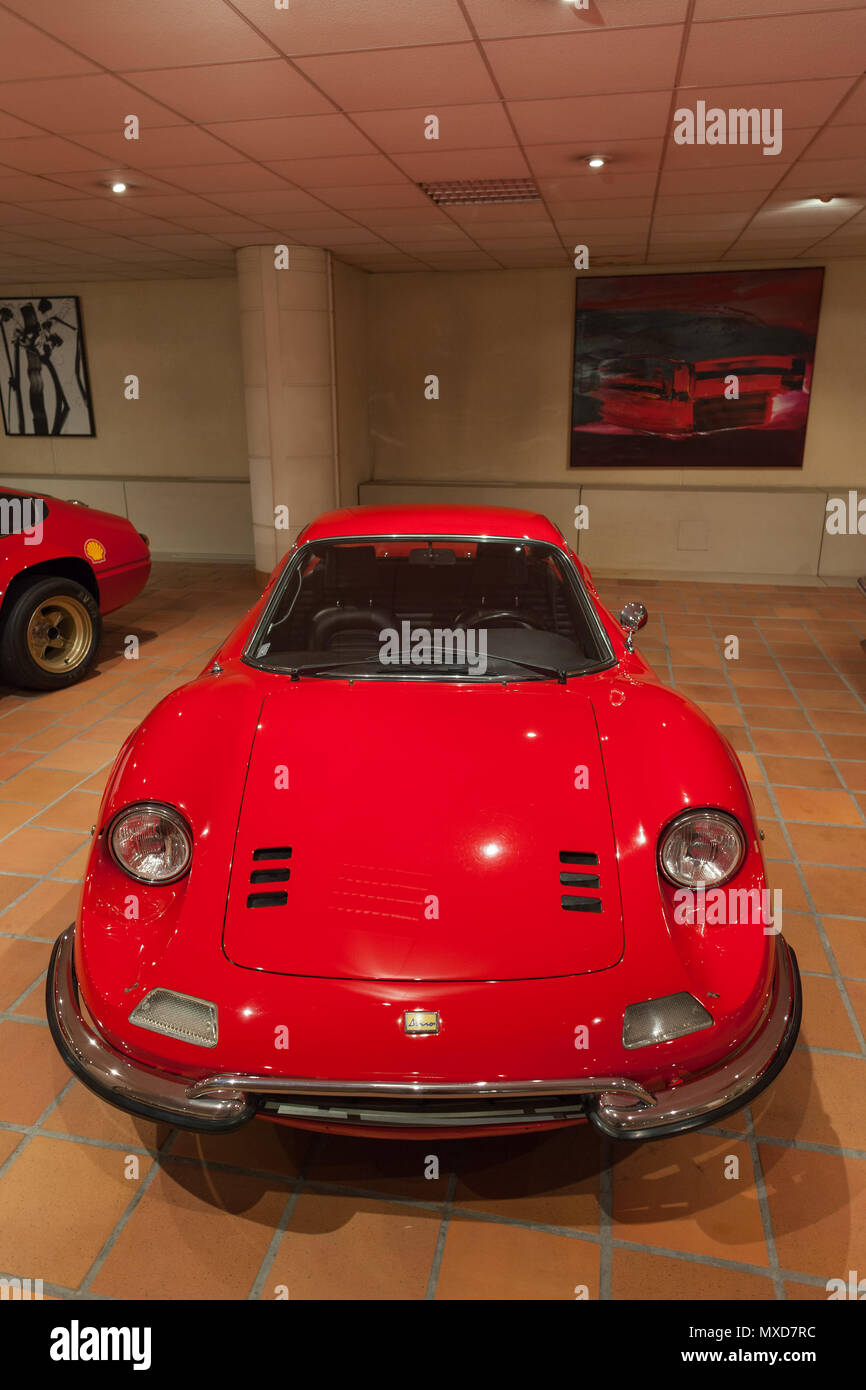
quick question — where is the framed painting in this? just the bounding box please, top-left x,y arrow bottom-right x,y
570,267 -> 824,468
0,295 -> 95,437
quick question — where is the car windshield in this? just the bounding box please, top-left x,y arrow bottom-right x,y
245,536 -> 614,681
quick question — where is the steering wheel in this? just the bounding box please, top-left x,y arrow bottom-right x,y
454,607 -> 540,630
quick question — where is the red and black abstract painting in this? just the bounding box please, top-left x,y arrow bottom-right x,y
570,267 -> 824,468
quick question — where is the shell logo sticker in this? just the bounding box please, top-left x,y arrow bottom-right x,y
84,538 -> 106,563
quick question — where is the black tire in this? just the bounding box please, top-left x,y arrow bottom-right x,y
0,576 -> 101,691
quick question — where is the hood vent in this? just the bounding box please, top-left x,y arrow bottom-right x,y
560,850 -> 602,913
247,846 -> 291,907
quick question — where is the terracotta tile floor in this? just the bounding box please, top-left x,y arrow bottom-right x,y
0,563 -> 864,1300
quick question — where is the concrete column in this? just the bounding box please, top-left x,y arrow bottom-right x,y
236,244 -> 339,574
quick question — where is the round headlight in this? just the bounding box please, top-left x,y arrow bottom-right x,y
109,803 -> 192,884
659,809 -> 746,888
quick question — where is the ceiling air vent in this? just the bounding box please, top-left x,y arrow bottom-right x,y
419,178 -> 540,206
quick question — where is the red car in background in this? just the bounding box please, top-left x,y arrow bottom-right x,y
0,486 -> 150,690
47,504 -> 800,1142
572,308 -> 814,438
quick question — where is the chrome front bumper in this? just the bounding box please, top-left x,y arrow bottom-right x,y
47,926 -> 800,1138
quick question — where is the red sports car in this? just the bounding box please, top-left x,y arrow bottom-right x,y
47,504 -> 800,1141
0,486 -> 150,689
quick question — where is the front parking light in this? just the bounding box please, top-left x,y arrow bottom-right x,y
129,988 -> 218,1048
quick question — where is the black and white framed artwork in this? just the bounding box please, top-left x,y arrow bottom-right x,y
0,295 -> 95,437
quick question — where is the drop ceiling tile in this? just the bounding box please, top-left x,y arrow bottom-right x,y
526,139 -> 663,178
0,172 -> 86,200
834,79 -> 866,124
70,215 -> 185,235
492,249 -> 570,266
663,127 -> 813,168
654,191 -> 766,216
17,197 -> 142,223
296,227 -> 400,247
230,0 -> 473,53
0,10 -> 96,81
125,61 -> 335,124
473,237 -> 563,253
421,254 -> 504,269
800,124 -> 866,160
204,189 -> 336,218
446,202 -> 552,225
465,0 -> 689,38
546,196 -> 655,218
509,92 -> 672,146
672,78 -> 853,129
650,229 -> 740,242
144,163 -> 291,193
294,45 -> 499,110
0,135 -> 119,174
538,172 -> 658,200
100,193 -> 224,218
351,103 -> 513,153
775,156 -> 866,192
680,12 -> 866,86
389,147 -> 530,181
76,126 -> 241,168
483,27 -> 683,100
132,232 -> 233,251
0,112 -> 43,139
310,184 -> 433,212
205,115 -> 377,161
390,241 -> 479,256
0,74 -> 183,134
178,213 -> 272,235
1,0 -> 273,68
238,210 -> 366,232
367,223 -> 474,243
654,211 -> 753,232
734,225 -> 840,242
556,212 -> 650,232
350,206 -> 453,228
46,169 -> 180,195
658,164 -> 785,193
694,0 -> 861,17
264,154 -> 408,187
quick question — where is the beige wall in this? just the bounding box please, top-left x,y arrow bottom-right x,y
367,258 -> 866,491
364,257 -> 866,575
332,259 -> 370,508
0,276 -> 252,559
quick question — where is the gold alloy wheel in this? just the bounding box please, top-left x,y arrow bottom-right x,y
25,595 -> 92,673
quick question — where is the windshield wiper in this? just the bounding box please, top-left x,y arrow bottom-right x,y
269,651 -> 572,683
285,655 -> 385,679
485,652 -> 569,683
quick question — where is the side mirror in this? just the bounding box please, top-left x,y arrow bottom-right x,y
620,601 -> 647,652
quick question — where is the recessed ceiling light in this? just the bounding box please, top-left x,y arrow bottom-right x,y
111,181 -> 128,194
587,156 -> 606,169
814,195 -> 835,204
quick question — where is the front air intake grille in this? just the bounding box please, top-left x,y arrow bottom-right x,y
560,850 -> 602,913
253,846 -> 293,861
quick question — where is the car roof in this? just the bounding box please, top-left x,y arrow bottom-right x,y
299,503 -> 566,546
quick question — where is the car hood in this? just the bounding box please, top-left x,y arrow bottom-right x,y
221,680 -> 624,981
